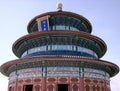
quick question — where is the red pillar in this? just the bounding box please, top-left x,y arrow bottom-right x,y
42,77 -> 46,91
15,79 -> 18,91
104,80 -> 107,91
80,77 -> 84,91
69,84 -> 72,91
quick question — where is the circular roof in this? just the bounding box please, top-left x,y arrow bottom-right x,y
27,11 -> 92,33
12,31 -> 107,58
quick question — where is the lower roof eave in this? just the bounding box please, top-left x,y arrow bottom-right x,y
0,57 -> 119,77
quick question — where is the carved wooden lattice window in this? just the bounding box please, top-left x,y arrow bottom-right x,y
35,85 -> 40,91
92,85 -> 96,91
73,84 -> 78,91
85,85 -> 90,91
101,87 -> 105,91
12,87 -> 14,91
97,86 -> 100,91
48,85 -> 53,91
18,86 -> 22,91
9,87 -> 12,91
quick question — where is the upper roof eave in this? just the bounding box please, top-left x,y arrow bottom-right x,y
27,11 -> 92,33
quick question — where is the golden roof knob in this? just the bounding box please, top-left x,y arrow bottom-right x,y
57,3 -> 63,11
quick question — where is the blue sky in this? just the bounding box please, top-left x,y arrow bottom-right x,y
0,0 -> 120,91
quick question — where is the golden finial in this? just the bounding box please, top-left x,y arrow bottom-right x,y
57,3 -> 63,11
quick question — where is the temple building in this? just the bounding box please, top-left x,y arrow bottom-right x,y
0,3 -> 119,91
